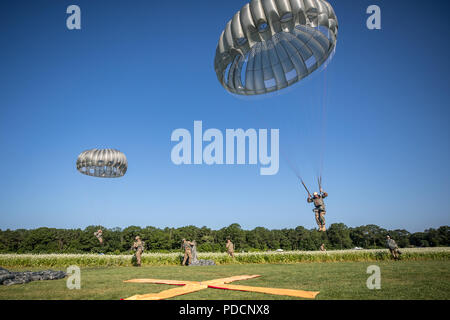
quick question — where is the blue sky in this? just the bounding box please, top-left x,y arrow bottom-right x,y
0,0 -> 449,232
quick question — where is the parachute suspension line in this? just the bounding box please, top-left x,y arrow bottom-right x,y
238,94 -> 304,181
300,178 -> 311,198
279,147 -> 302,180
318,62 -> 328,185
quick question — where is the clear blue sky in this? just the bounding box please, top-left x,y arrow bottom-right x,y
0,0 -> 449,232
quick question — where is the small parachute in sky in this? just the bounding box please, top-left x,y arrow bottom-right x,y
76,148 -> 127,178
214,0 -> 338,95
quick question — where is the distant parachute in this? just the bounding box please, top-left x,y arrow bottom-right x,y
76,148 -> 127,178
214,0 -> 338,95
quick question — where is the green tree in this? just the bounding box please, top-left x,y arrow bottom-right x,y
327,223 -> 353,249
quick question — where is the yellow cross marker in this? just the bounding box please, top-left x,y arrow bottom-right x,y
124,275 -> 319,300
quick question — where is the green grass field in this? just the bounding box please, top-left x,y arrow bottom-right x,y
0,260 -> 449,300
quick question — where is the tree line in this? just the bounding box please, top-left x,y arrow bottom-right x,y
0,223 -> 448,254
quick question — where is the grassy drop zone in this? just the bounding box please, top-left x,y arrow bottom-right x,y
0,250 -> 448,300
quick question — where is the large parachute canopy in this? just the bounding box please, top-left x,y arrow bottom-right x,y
76,148 -> 127,178
214,0 -> 338,95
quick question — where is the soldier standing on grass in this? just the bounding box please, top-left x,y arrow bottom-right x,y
131,236 -> 145,267
226,239 -> 235,258
386,235 -> 401,260
181,239 -> 193,266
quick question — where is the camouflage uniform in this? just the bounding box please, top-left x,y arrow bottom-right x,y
226,240 -> 235,258
307,192 -> 328,231
386,238 -> 401,260
132,238 -> 144,266
182,240 -> 193,266
94,230 -> 103,245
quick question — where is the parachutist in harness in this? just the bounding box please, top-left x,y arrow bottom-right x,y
308,191 -> 328,232
94,229 -> 103,245
301,179 -> 328,232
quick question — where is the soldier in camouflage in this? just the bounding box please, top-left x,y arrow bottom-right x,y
94,229 -> 103,245
131,236 -> 145,267
226,239 -> 235,258
386,235 -> 401,260
181,239 -> 193,266
307,189 -> 328,232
